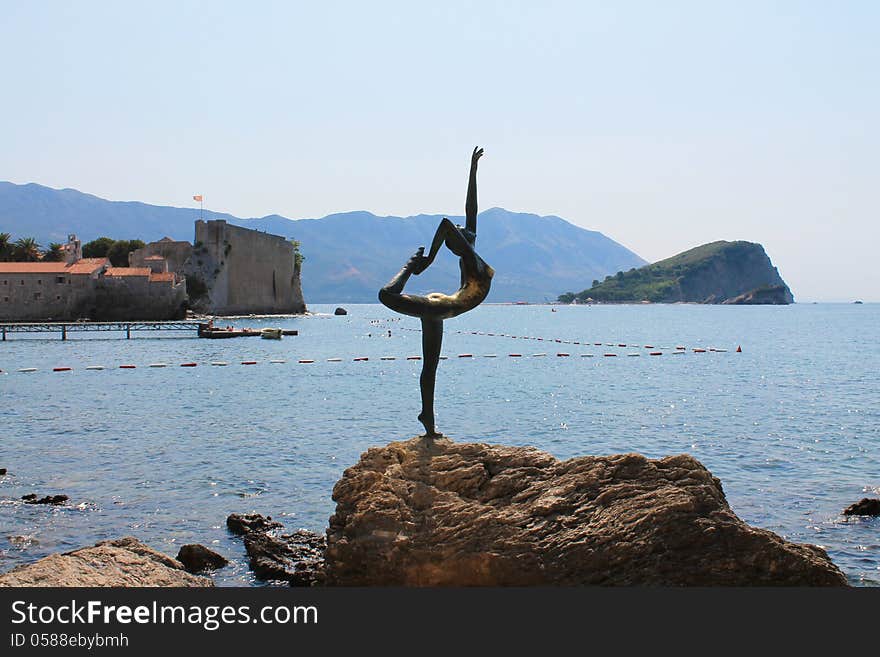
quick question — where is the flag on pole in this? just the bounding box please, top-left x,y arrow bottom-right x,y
193,195 -> 203,202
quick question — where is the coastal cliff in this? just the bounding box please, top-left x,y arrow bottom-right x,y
559,241 -> 794,304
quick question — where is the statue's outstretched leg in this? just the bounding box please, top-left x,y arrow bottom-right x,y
419,317 -> 443,437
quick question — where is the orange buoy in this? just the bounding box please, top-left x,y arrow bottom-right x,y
406,356 -> 421,360
557,353 -> 570,357
649,352 -> 662,356
53,367 -> 71,372
241,361 -> 258,365
298,359 -> 315,364
604,353 -> 618,357
693,348 -> 706,353
120,364 -> 137,369
736,345 -> 742,353
353,357 -> 369,361
458,354 -> 473,358
509,353 -> 522,357
180,362 -> 197,367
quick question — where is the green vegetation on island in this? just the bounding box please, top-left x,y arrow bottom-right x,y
559,240 -> 794,305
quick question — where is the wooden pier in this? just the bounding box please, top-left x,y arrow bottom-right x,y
0,320 -> 206,341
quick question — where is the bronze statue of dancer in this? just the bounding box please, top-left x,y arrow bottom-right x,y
378,147 -> 494,437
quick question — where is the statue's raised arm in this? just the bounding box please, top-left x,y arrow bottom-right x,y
465,146 -> 483,238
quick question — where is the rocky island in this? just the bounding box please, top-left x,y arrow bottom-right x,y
559,240 -> 794,305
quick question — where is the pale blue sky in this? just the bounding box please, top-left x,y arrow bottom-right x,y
1,1 -> 877,301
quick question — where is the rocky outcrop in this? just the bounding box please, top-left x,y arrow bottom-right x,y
334,307 -> 348,315
722,285 -> 793,305
176,544 -> 229,572
843,498 -> 880,516
0,537 -> 213,587
325,437 -> 846,586
226,513 -> 325,586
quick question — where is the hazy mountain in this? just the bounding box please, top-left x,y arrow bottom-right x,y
0,181 -> 646,302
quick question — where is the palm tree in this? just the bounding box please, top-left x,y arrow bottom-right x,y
0,232 -> 11,261
12,237 -> 42,262
44,242 -> 66,262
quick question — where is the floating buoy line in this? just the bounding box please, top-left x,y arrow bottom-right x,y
2,345 -> 740,375
0,323 -> 742,375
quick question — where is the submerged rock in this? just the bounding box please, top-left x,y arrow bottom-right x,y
21,494 -> 68,505
325,436 -> 847,586
176,544 -> 229,572
0,468 -> 7,476
843,498 -> 880,517
0,537 -> 213,587
226,512 -> 283,535
334,307 -> 348,315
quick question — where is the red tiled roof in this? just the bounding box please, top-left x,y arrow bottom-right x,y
104,267 -> 151,277
149,272 -> 175,282
67,258 -> 109,274
0,258 -> 107,275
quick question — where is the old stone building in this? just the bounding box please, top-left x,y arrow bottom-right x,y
0,257 -> 107,321
0,236 -> 186,321
129,237 -> 192,277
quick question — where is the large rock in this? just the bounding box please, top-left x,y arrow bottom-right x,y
325,437 -> 847,586
176,544 -> 229,573
0,537 -> 213,587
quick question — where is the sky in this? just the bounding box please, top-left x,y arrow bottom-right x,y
1,1 -> 877,301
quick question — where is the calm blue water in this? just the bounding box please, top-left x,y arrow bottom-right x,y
1,303 -> 878,585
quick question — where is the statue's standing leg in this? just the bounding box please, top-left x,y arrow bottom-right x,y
418,317 -> 443,437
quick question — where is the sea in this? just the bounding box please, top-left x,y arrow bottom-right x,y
1,303 -> 878,585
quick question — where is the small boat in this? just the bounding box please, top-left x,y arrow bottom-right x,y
261,328 -> 282,340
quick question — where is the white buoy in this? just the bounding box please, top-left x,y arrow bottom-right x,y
210,361 -> 228,366
86,365 -> 105,370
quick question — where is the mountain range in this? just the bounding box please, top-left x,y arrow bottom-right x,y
0,181 -> 646,302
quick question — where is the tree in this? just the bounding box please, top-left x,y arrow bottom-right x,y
290,239 -> 304,270
12,237 -> 41,262
106,239 -> 146,267
83,237 -> 115,258
0,232 -> 11,261
44,242 -> 66,262
591,279 -> 600,288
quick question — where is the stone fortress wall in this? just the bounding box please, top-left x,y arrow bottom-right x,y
186,220 -> 305,315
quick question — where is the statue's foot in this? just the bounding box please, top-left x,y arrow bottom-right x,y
406,247 -> 426,274
418,412 -> 441,439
